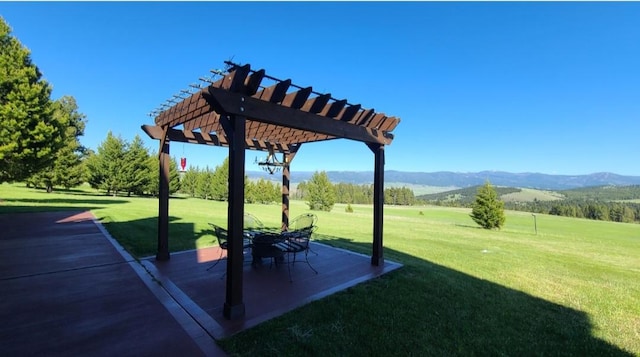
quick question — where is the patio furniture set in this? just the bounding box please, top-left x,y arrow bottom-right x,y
207,213 -> 318,282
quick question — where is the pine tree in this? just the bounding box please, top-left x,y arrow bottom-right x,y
144,155 -> 180,196
210,157 -> 229,201
470,181 -> 506,229
0,17 -> 65,182
85,149 -> 104,190
91,132 -> 127,196
179,166 -> 200,198
196,166 -> 214,200
306,171 -> 336,211
26,96 -> 87,191
122,135 -> 150,196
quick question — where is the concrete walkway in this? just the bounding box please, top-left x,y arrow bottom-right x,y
0,211 -> 226,356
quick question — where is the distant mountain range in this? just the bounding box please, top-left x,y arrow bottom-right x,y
247,170 -> 640,190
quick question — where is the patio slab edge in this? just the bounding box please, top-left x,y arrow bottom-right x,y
91,215 -> 226,356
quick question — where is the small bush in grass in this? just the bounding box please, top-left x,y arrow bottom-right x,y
345,204 -> 354,213
418,211 -> 424,215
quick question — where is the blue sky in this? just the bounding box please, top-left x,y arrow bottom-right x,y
3,2 -> 639,175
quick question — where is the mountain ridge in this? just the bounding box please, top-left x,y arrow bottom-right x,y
246,170 -> 640,190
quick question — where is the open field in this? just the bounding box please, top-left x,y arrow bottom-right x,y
1,183 -> 639,355
500,187 -> 565,202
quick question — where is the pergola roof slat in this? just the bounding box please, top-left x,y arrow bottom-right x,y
360,112 -> 385,128
222,64 -> 251,92
352,108 -> 375,125
321,99 -> 347,118
256,80 -> 291,103
378,116 -> 401,132
301,93 -> 331,114
204,86 -> 392,145
337,104 -> 361,122
281,87 -> 312,109
196,112 -> 221,134
368,113 -> 388,129
244,69 -> 265,95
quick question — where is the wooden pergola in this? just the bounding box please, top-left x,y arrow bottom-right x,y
142,62 -> 400,319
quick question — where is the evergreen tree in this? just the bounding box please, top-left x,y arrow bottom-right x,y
210,157 -> 229,201
180,166 -> 199,198
144,155 -> 180,196
122,135 -> 150,196
85,149 -> 104,190
245,177 -> 257,204
27,96 -> 87,191
306,171 -> 336,211
294,181 -> 307,200
196,166 -> 214,199
470,181 -> 506,229
254,178 -> 280,204
0,18 -> 66,182
93,131 -> 127,196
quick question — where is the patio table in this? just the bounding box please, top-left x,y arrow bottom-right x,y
250,231 -> 286,267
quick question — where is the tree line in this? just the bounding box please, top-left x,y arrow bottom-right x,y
294,181 -> 416,206
83,132 -> 180,196
179,158 -> 281,204
505,200 -> 640,223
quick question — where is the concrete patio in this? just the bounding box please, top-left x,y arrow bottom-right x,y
0,210 -> 401,355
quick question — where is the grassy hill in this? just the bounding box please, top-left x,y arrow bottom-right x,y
417,185 -> 521,204
499,188 -> 564,202
1,183 -> 638,355
561,185 -> 640,201
418,184 -> 640,204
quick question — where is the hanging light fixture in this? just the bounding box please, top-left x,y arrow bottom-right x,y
255,147 -> 286,175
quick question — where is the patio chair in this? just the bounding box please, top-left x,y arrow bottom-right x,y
243,212 -> 264,230
283,213 -> 319,256
277,218 -> 318,282
206,224 -> 252,277
243,213 -> 265,240
285,213 -> 317,233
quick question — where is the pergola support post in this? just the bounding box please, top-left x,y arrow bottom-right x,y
280,146 -> 299,231
156,138 -> 171,261
222,114 -> 246,320
281,161 -> 291,231
368,143 -> 385,266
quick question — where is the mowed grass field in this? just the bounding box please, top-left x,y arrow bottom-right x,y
1,183 -> 639,355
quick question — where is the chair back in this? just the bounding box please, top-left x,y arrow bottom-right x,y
288,213 -> 317,233
209,223 -> 228,249
244,213 -> 264,230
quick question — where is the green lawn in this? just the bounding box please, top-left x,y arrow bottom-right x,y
1,183 -> 638,355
